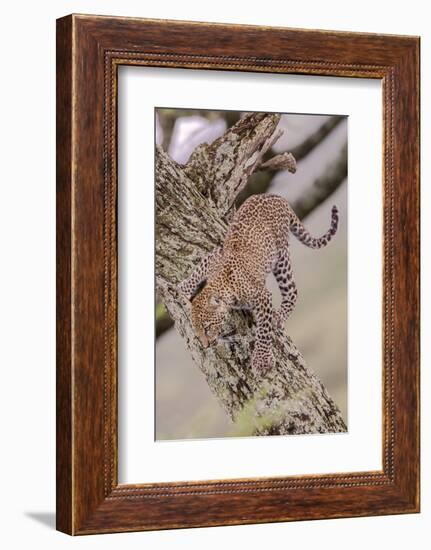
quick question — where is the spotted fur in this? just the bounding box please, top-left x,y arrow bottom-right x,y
178,194 -> 339,373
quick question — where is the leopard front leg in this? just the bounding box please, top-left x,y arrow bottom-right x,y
273,245 -> 298,329
177,246 -> 223,300
251,288 -> 275,374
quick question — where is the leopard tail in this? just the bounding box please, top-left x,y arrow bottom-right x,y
290,205 -> 339,249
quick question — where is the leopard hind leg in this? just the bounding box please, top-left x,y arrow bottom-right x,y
273,245 -> 298,329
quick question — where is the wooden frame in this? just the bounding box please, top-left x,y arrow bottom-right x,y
56,14 -> 420,535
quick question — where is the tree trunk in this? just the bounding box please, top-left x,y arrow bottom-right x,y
155,113 -> 347,435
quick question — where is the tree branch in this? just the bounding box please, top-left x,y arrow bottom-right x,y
258,151 -> 297,173
290,115 -> 344,160
183,113 -> 282,214
235,115 -> 344,207
291,144 -> 347,219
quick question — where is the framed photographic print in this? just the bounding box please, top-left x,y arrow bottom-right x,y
56,14 -> 420,534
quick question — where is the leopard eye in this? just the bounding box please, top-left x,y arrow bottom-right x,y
209,294 -> 221,307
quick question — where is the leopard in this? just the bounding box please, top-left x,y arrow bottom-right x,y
178,194 -> 339,373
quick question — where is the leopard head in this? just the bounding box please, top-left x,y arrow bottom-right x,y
190,282 -> 234,348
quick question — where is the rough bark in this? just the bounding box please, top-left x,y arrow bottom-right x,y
156,113 -> 347,435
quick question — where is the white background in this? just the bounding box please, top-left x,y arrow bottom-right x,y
0,1 -> 428,548
119,68 -> 382,483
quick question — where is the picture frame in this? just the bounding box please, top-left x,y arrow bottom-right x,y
56,14 -> 420,535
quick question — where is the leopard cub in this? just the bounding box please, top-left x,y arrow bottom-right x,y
178,194 -> 338,373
